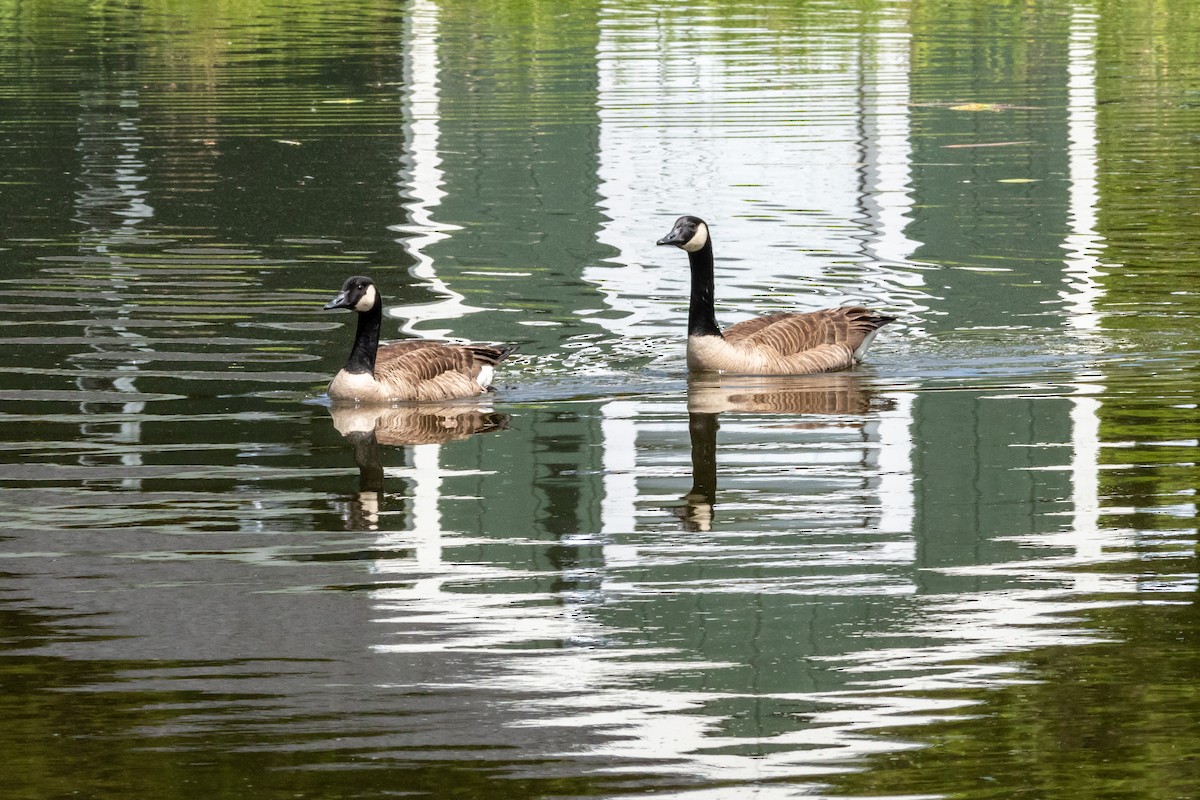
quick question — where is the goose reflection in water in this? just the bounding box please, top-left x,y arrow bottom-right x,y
328,404 -> 510,530
678,373 -> 889,531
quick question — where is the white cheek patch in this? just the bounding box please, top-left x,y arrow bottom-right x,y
681,223 -> 709,253
354,284 -> 377,312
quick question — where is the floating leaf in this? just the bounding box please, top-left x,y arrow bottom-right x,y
275,139 -> 302,146
322,98 -> 364,104
950,102 -> 1003,112
998,178 -> 1039,183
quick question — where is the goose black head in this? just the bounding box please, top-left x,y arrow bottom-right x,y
656,215 -> 710,253
324,275 -> 379,313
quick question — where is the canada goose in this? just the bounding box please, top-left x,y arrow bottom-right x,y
656,215 -> 895,374
324,275 -> 515,403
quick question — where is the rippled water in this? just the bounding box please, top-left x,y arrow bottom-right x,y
3,0 -> 1200,797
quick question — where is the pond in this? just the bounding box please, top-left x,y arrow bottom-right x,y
2,0 -> 1200,797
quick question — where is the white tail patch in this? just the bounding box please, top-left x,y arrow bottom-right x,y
476,365 -> 495,389
853,328 -> 880,362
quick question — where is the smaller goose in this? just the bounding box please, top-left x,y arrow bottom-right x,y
324,275 -> 515,403
656,215 -> 895,374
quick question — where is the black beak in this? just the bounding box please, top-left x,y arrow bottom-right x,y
657,228 -> 687,247
324,291 -> 352,310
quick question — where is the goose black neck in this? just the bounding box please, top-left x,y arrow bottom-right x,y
687,240 -> 723,338
345,300 -> 381,374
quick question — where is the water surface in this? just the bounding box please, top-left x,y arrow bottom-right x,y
2,0 -> 1200,798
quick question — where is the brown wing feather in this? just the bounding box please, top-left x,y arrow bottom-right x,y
721,312 -> 799,344
371,341 -> 516,402
727,307 -> 893,355
466,344 -> 518,367
375,341 -> 516,366
375,345 -> 480,385
374,340 -> 447,359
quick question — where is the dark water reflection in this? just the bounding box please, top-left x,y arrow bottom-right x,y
3,0 -> 1200,797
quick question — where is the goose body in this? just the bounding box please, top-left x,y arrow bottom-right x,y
657,215 -> 894,375
324,276 -> 515,403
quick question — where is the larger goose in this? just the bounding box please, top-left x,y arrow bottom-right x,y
656,215 -> 895,374
324,275 -> 515,403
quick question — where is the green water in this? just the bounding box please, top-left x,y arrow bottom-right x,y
2,0 -> 1199,798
